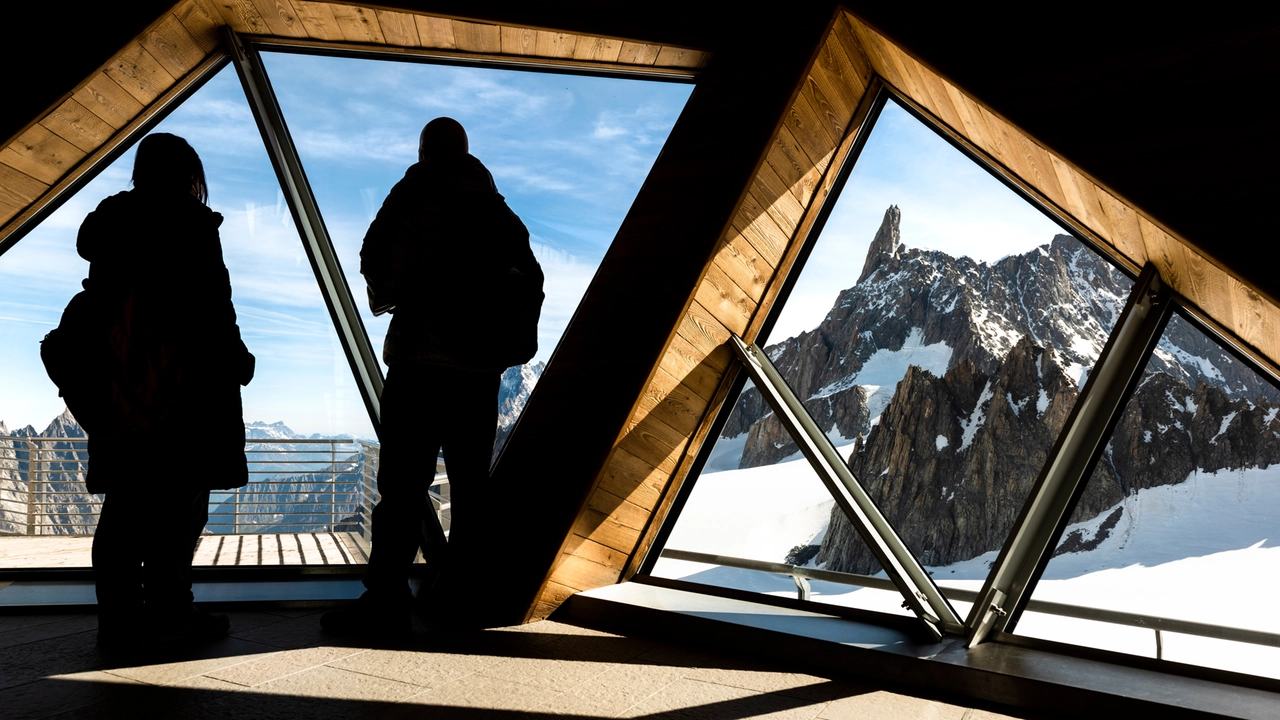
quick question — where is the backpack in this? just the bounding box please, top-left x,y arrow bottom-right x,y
41,286 -> 182,439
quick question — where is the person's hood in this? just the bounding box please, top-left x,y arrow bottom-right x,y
402,153 -> 499,197
77,188 -> 223,263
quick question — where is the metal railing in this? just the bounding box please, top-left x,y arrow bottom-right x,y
659,548 -> 1280,660
0,436 -> 449,539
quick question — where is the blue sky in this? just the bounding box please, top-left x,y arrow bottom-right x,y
0,62 -> 1066,438
767,99 -> 1066,342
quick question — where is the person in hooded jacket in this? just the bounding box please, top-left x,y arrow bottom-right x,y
77,133 -> 255,647
322,117 -> 541,636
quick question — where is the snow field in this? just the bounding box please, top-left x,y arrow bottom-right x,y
656,450 -> 1280,679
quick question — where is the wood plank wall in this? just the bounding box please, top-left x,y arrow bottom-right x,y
0,0 -> 708,245
838,12 -> 1280,378
529,16 -> 875,620
528,7 -> 1280,620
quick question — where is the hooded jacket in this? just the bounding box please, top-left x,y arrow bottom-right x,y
76,188 -> 253,492
360,153 -> 541,370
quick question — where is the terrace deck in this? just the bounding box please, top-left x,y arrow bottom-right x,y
0,532 -> 370,569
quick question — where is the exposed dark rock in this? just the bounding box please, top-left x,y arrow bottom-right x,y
1055,506 -> 1124,556
817,336 -> 1078,573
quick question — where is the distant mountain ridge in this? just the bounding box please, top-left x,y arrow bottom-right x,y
708,206 -> 1280,574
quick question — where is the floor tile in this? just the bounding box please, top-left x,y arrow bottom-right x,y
402,672 -> 562,713
820,690 -> 969,720
620,678 -> 829,719
206,645 -> 367,687
327,647 -> 492,688
100,636 -> 279,686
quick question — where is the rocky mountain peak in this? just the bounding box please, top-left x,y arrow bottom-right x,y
857,205 -> 902,284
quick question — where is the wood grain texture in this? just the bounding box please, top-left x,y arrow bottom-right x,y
0,164 -> 48,224
694,261 -> 756,335
40,99 -> 115,154
712,230 -> 776,303
655,46 -> 706,68
73,73 -> 146,130
619,41 -> 661,65
331,4 -> 384,43
375,10 -> 421,46
175,0 -> 224,52
451,20 -> 501,53
211,0 -> 269,34
534,30 -> 577,58
250,0 -> 307,38
572,36 -> 623,63
413,15 -> 455,49
105,43 -> 176,105
293,1 -> 345,41
597,449 -> 668,510
142,13 -> 207,78
2,125 -> 87,185
500,25 -> 537,56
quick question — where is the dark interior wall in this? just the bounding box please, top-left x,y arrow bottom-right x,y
3,1 -> 177,146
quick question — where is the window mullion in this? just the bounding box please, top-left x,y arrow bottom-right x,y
730,335 -> 964,640
965,263 -> 1173,647
225,28 -> 385,435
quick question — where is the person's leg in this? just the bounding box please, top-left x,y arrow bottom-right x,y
438,368 -> 500,558
92,488 -> 145,642
140,483 -> 203,612
363,366 -> 442,603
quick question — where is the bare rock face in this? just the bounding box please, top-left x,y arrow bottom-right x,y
817,337 -> 1079,573
740,385 -> 870,468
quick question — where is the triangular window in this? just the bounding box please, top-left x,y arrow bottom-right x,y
647,96 -> 1133,629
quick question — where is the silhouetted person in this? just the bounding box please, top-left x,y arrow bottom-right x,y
77,133 -> 254,648
322,117 -> 540,636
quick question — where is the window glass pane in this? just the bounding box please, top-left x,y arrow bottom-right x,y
653,98 -> 1133,617
1,65 -> 368,566
1019,310 -> 1280,679
259,52 -> 692,456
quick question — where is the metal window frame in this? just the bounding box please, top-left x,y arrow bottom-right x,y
226,28 -> 385,435
729,335 -> 963,640
966,264 -> 1173,644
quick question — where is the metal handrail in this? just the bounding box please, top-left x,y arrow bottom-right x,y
659,548 -> 1280,656
0,435 -> 451,539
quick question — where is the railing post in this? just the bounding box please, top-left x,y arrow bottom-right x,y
33,440 -> 43,536
233,486 -> 240,535
330,440 -> 337,532
24,440 -> 36,536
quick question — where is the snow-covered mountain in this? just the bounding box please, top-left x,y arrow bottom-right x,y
702,205 -> 1279,575
0,408 -> 92,535
494,361 -> 544,458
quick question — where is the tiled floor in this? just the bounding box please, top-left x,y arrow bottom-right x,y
1,608 -> 1030,719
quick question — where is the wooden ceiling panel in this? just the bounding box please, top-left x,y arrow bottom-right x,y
40,100 -> 116,155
